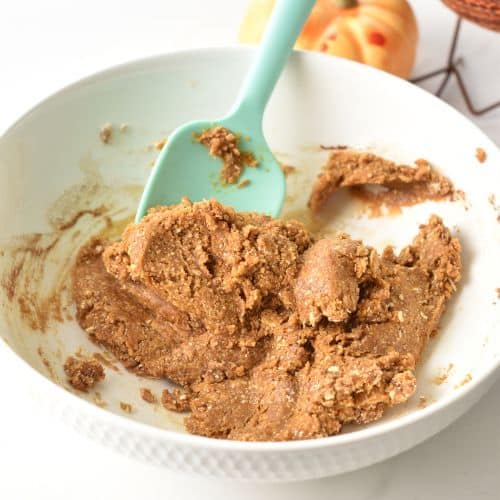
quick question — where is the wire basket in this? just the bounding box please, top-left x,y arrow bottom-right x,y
442,0 -> 500,31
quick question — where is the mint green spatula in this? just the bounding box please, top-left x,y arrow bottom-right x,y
136,0 -> 316,222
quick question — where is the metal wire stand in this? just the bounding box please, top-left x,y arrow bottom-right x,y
411,17 -> 500,116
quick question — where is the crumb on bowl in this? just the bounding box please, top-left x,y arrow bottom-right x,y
475,147 -> 487,163
99,123 -> 113,144
64,355 -> 105,392
120,401 -> 133,413
140,388 -> 157,404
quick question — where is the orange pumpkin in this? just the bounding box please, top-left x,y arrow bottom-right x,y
239,0 -> 419,79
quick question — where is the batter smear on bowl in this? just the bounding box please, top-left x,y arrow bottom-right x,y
72,198 -> 461,441
309,150 -> 455,214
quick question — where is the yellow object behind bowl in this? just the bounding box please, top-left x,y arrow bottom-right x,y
239,0 -> 418,79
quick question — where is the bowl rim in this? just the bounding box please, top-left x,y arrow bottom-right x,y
1,46 -> 499,452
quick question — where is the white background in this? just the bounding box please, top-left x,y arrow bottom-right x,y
0,1 -> 499,498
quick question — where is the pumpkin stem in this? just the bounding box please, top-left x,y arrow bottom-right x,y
334,0 -> 358,8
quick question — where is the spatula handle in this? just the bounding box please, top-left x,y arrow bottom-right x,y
231,0 -> 316,128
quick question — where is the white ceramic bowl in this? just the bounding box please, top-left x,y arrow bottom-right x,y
0,48 -> 499,482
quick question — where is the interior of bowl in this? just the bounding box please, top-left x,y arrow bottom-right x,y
0,48 -> 499,438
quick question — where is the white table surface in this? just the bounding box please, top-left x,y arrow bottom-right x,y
0,1 -> 499,498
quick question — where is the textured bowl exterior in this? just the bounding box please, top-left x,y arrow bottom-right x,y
18,356 -> 498,481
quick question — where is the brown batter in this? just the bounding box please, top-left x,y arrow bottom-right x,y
475,147 -> 487,163
196,126 -> 258,184
309,150 -> 455,214
64,356 -> 105,392
72,198 -> 461,441
162,388 -> 191,412
140,388 -> 157,404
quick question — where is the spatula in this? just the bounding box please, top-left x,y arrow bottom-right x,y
136,0 -> 316,222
